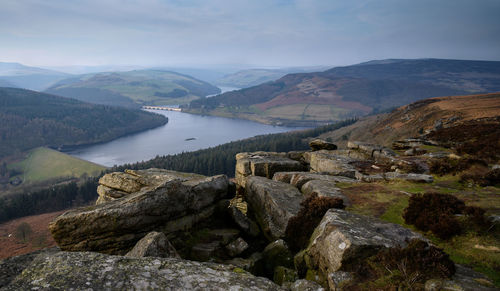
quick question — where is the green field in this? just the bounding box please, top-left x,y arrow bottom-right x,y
9,147 -> 106,183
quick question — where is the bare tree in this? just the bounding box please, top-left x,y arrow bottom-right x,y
15,222 -> 33,243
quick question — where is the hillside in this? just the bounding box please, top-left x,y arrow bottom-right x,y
0,62 -> 69,91
45,69 -> 221,107
320,92 -> 500,148
8,147 -> 105,183
215,66 -> 328,88
183,59 -> 500,126
0,87 -> 167,159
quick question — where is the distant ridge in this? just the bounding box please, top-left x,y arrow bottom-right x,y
184,58 -> 500,126
0,62 -> 69,91
45,69 -> 221,107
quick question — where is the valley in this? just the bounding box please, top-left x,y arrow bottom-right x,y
183,59 -> 500,126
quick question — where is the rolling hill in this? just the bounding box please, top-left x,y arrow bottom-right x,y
319,92 -> 500,148
0,87 -> 168,159
45,69 -> 221,107
215,66 -> 329,88
183,59 -> 500,126
0,62 -> 69,91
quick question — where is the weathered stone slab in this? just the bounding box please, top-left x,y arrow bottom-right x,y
300,180 -> 349,206
3,251 -> 284,291
273,172 -> 358,189
425,265 -> 497,291
384,172 -> 434,183
125,231 -> 180,258
304,209 -> 423,288
96,169 -> 205,204
245,176 -> 303,240
49,174 -> 229,254
308,152 -> 359,179
235,152 -> 305,187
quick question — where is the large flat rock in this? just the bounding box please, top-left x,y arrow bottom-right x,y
300,180 -> 349,206
245,176 -> 304,240
49,174 -> 229,254
97,169 -> 205,204
2,251 -> 283,291
308,151 -> 359,179
235,152 -> 305,187
304,209 -> 423,284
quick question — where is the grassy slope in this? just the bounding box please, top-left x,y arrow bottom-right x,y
338,172 -> 500,286
9,147 -> 105,183
46,70 -> 220,106
320,92 -> 500,148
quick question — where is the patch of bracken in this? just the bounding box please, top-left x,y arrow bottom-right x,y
345,239 -> 455,291
429,157 -> 487,176
403,192 -> 488,240
460,168 -> 500,187
426,119 -> 500,163
285,193 -> 344,252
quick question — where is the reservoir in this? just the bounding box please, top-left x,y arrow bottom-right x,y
66,110 -> 303,167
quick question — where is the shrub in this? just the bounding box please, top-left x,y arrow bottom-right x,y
285,193 -> 344,252
15,222 -> 33,243
429,157 -> 487,176
345,239 -> 455,290
403,192 -> 488,240
426,119 -> 500,163
460,168 -> 500,186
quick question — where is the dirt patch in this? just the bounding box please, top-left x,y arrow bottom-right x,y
0,210 -> 65,259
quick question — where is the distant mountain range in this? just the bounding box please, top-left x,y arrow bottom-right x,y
0,62 -> 70,91
183,59 -> 500,126
45,70 -> 221,107
0,87 -> 167,159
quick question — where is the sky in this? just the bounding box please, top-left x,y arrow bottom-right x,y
1,0 -> 499,68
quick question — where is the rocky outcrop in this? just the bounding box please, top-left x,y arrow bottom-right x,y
300,180 -> 349,206
235,152 -> 305,187
2,251 -> 284,291
273,172 -> 357,189
0,247 -> 59,288
384,171 -> 434,183
308,151 -> 359,178
302,209 -> 423,289
309,139 -> 337,151
347,141 -> 397,159
97,169 -> 204,204
424,264 -> 498,291
49,172 -> 229,254
245,176 -> 304,240
125,231 -> 180,258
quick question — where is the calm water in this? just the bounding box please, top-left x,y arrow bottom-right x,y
66,110 -> 303,167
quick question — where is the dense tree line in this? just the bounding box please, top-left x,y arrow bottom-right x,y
113,119 -> 357,176
0,87 -> 167,158
0,118 -> 356,223
0,177 -> 99,223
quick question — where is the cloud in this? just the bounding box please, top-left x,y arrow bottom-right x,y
0,0 -> 498,67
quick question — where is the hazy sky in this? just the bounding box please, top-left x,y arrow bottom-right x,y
1,0 -> 499,67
